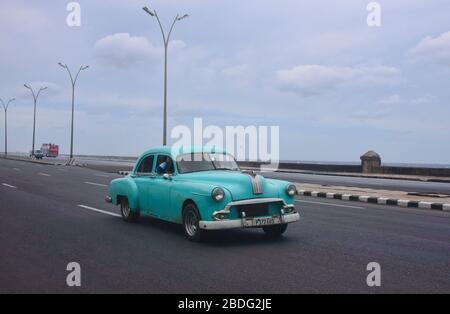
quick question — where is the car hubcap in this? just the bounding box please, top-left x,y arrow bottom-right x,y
122,202 -> 130,218
185,210 -> 198,237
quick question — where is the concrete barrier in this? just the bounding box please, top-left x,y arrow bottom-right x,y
237,161 -> 450,177
297,189 -> 450,211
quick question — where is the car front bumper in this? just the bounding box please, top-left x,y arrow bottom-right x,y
199,212 -> 300,230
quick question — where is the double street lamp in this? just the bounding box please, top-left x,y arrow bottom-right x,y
24,84 -> 47,156
0,98 -> 15,156
58,63 -> 89,160
142,6 -> 188,146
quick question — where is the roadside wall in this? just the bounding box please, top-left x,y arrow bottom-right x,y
237,161 -> 450,177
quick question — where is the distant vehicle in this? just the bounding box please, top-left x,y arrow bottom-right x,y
106,146 -> 300,242
41,143 -> 59,158
30,150 -> 44,159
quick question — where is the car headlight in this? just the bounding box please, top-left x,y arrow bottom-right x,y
211,187 -> 225,202
286,184 -> 297,196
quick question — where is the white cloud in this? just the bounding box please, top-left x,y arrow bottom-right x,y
377,94 -> 433,107
220,64 -> 249,78
94,33 -> 159,68
378,94 -> 402,105
0,3 -> 49,31
276,65 -> 402,96
408,31 -> 450,66
350,108 -> 392,122
94,33 -> 163,69
168,40 -> 187,50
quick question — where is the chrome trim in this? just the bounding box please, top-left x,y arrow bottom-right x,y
223,197 -> 286,211
243,171 -> 263,194
212,198 -> 294,220
253,175 -> 263,194
105,196 -> 112,203
200,212 -> 300,230
212,209 -> 231,221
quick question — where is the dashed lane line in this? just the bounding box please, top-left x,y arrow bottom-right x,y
84,181 -> 108,187
77,205 -> 121,218
2,183 -> 17,189
93,174 -> 110,178
38,172 -> 51,177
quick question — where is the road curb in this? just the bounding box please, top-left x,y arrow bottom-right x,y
0,155 -> 60,166
298,190 -> 450,211
0,155 -> 87,167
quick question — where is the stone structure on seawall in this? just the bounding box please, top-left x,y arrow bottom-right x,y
360,150 -> 381,174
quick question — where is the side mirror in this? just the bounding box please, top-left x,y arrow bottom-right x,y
163,173 -> 172,180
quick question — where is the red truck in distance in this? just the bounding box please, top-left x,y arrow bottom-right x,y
40,143 -> 59,158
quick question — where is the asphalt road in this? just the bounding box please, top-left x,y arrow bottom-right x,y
1,158 -> 449,293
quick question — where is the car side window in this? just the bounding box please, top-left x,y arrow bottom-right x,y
155,155 -> 174,175
137,155 -> 154,174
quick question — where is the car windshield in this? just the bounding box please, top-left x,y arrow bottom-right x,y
176,152 -> 240,174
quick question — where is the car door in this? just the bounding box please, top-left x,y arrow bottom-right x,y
148,154 -> 175,220
132,154 -> 156,215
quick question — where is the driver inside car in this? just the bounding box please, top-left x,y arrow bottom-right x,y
156,156 -> 174,174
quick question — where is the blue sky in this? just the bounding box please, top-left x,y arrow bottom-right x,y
1,0 -> 450,163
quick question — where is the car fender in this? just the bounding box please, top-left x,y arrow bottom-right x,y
108,177 -> 140,211
265,178 -> 296,204
169,180 -> 233,223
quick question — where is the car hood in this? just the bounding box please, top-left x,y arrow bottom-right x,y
177,170 -> 280,201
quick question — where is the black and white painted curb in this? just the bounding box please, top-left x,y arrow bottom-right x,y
298,190 -> 450,211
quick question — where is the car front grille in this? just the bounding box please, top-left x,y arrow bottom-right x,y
236,203 -> 269,218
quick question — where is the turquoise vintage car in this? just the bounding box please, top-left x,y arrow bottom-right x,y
106,146 -> 300,241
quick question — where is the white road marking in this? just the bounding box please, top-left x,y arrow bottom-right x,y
77,205 -> 121,217
94,174 -> 109,178
13,168 -> 21,171
295,199 -> 365,209
38,172 -> 51,177
84,181 -> 108,187
2,183 -> 17,189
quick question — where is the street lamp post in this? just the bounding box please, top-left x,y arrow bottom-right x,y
0,98 -> 15,156
58,63 -> 89,160
143,6 -> 188,146
24,84 -> 47,156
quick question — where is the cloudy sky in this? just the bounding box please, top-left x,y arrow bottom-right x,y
1,0 -> 449,163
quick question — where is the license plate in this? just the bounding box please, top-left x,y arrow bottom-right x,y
244,216 -> 282,227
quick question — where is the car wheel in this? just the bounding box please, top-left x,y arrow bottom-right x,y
182,203 -> 203,242
120,197 -> 139,222
263,223 -> 288,237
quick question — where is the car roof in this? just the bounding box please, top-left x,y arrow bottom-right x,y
139,146 -> 227,159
